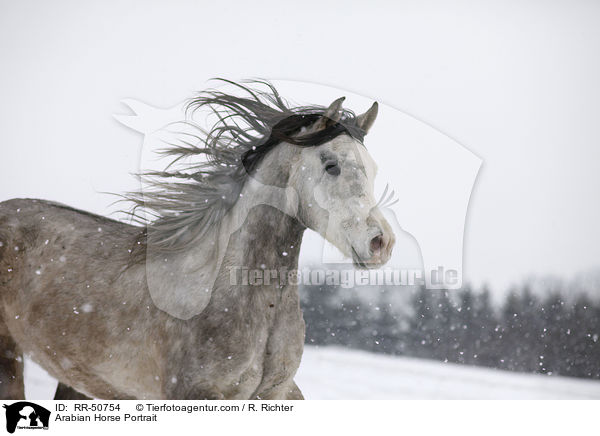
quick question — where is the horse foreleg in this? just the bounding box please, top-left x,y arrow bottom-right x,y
54,383 -> 92,400
285,380 -> 304,400
255,379 -> 304,400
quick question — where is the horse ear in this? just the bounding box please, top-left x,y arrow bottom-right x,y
314,97 -> 345,130
356,102 -> 379,134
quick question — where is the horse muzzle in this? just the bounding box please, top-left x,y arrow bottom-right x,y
351,227 -> 395,269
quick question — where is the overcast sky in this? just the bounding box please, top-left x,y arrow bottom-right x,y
1,0 -> 599,294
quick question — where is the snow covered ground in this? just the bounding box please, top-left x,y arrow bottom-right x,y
296,346 -> 600,399
24,346 -> 600,400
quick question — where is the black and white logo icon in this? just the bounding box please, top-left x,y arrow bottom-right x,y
2,402 -> 50,433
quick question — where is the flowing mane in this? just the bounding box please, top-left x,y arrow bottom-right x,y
124,79 -> 366,253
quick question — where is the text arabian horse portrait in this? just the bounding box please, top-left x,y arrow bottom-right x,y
0,81 -> 395,400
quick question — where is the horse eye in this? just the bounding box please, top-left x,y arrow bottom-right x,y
325,160 -> 340,176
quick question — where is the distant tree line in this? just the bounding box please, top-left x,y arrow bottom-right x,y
299,283 -> 600,379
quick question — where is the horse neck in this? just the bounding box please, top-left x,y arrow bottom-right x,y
217,174 -> 306,276
215,141 -> 306,274
143,147 -> 307,320
227,204 -> 305,273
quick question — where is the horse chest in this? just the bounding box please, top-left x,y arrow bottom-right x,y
235,307 -> 304,398
177,285 -> 305,399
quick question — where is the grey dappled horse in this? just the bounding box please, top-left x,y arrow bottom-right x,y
0,81 -> 394,400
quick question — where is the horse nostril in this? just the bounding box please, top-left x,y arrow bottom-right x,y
370,235 -> 383,253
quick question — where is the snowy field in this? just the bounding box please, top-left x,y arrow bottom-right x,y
24,346 -> 600,400
296,347 -> 600,399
